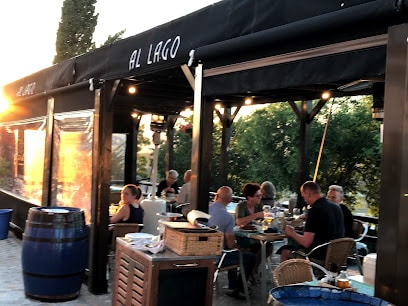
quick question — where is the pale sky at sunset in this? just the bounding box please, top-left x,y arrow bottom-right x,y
0,0 -> 220,87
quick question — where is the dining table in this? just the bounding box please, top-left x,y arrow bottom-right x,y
235,227 -> 287,306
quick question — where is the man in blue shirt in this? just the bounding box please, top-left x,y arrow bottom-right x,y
208,186 -> 256,300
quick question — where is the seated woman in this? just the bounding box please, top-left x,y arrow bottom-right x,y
110,184 -> 144,226
235,183 -> 273,283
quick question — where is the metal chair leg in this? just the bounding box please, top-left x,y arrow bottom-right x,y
238,251 -> 251,306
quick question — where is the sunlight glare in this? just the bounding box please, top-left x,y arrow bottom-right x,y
0,90 -> 10,113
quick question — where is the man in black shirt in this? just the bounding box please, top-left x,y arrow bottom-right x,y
280,181 -> 345,261
156,169 -> 179,197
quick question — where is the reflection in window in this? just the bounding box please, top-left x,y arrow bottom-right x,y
52,111 -> 94,224
111,134 -> 126,184
0,118 -> 46,204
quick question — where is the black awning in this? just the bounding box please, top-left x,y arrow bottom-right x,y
190,0 -> 406,67
4,0 -> 401,103
203,46 -> 387,98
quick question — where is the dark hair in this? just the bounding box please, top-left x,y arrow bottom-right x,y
123,184 -> 142,199
242,183 -> 260,198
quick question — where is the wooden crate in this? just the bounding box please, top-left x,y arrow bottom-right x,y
164,226 -> 223,256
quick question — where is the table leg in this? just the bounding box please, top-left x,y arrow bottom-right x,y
260,240 -> 267,305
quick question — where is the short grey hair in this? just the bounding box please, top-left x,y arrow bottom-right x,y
167,169 -> 179,178
260,181 -> 276,199
328,185 -> 344,199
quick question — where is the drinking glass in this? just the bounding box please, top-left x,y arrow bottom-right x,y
293,208 -> 301,219
263,205 -> 274,228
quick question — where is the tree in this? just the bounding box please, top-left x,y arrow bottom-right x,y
53,0 -> 98,64
311,96 -> 382,215
101,30 -> 126,46
229,103 -> 299,195
229,97 -> 382,216
157,117 -> 193,184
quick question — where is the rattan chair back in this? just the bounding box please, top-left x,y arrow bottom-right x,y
273,259 -> 314,286
111,223 -> 139,252
324,237 -> 355,271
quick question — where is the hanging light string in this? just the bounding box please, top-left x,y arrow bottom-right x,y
313,98 -> 335,182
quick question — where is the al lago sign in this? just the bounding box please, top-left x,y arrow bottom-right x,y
129,35 -> 181,71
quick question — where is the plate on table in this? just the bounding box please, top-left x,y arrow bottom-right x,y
125,233 -> 154,240
262,232 -> 283,236
239,225 -> 257,232
125,233 -> 155,248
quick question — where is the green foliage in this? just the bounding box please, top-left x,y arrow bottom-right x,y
157,118 -> 193,184
310,97 -> 382,214
155,97 -> 381,216
53,0 -> 98,64
229,97 -> 382,216
229,104 -> 299,195
100,29 -> 126,46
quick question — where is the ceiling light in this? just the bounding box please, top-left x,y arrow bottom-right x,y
150,114 -> 167,132
128,85 -> 137,95
244,97 -> 253,105
321,91 -> 331,100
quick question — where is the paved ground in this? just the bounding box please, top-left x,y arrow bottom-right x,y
1,230 -> 283,305
0,231 -> 360,305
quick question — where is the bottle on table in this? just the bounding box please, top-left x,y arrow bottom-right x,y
328,263 -> 338,286
336,269 -> 351,288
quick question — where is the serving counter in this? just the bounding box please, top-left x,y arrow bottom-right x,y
112,238 -> 216,306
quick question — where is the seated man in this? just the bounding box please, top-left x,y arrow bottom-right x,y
208,186 -> 256,300
278,181 -> 345,262
327,184 -> 354,238
156,169 -> 179,198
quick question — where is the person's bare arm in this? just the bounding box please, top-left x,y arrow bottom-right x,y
285,225 -> 315,248
235,211 -> 264,227
110,205 -> 128,223
225,232 -> 238,249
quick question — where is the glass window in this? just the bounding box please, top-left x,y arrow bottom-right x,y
0,117 -> 46,204
111,133 -> 126,185
51,110 -> 94,224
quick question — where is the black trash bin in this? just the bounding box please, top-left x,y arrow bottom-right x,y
22,207 -> 88,301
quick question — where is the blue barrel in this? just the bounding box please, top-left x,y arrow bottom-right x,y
22,207 -> 88,301
0,209 -> 12,240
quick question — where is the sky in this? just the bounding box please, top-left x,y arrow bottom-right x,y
0,0 -> 221,87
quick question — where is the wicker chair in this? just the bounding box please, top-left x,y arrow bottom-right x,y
272,258 -> 330,286
270,259 -> 330,304
110,223 -> 141,252
213,248 -> 250,305
107,223 -> 140,278
294,237 -> 355,274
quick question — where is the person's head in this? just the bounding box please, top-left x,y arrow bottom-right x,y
214,186 -> 233,205
121,184 -> 142,204
260,181 -> 276,199
242,183 -> 262,204
166,169 -> 179,185
327,185 -> 344,204
183,169 -> 192,183
300,181 -> 321,206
